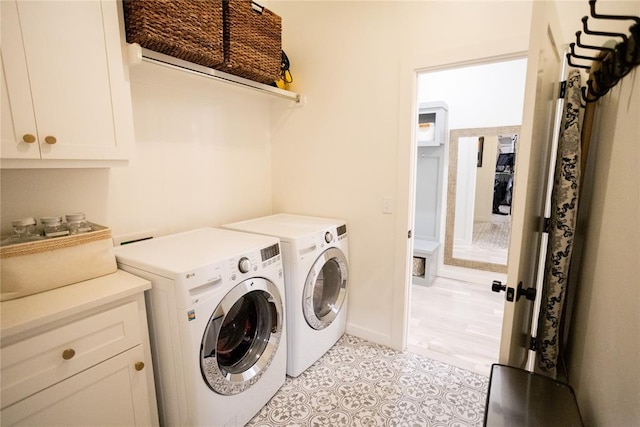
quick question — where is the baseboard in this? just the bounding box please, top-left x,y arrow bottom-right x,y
345,323 -> 395,349
438,263 -> 507,284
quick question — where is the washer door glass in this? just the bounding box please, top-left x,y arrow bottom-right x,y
303,247 -> 348,330
200,278 -> 283,396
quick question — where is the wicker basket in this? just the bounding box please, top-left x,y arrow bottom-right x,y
0,224 -> 117,301
218,1 -> 282,84
123,0 -> 224,69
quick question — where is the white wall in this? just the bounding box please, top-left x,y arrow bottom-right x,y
532,2 -> 640,424
417,58 -> 528,129
567,67 -> 639,427
1,62 -> 276,239
268,0 -> 534,345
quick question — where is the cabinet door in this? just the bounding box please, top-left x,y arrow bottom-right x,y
0,346 -> 155,427
1,0 -> 132,161
0,1 -> 41,159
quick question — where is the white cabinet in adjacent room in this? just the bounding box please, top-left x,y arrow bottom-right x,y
0,271 -> 159,426
0,0 -> 134,167
417,102 -> 448,147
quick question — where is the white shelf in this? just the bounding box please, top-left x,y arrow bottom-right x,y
128,44 -> 301,103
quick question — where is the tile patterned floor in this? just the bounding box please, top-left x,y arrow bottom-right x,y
247,335 -> 489,426
454,212 -> 510,265
472,215 -> 510,250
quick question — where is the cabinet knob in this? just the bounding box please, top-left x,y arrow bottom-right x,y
22,134 -> 36,143
44,135 -> 57,145
62,349 -> 76,360
135,361 -> 145,371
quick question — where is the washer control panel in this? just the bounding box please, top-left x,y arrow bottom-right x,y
238,257 -> 251,273
227,243 -> 281,280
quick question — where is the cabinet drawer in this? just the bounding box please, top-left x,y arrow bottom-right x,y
1,301 -> 141,408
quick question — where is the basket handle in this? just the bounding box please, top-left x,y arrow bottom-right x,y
251,1 -> 265,14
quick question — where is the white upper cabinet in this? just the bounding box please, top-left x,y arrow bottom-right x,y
417,102 -> 448,147
1,0 -> 134,167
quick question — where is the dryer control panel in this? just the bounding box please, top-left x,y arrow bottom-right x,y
261,243 -> 280,262
336,224 -> 348,241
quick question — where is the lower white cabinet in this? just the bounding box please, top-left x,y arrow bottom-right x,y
0,270 -> 159,426
2,346 -> 150,426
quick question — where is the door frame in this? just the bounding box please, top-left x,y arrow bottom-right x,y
392,2 -> 565,369
391,36 -> 530,352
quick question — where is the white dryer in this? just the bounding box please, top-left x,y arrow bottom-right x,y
224,214 -> 349,377
113,228 -> 286,427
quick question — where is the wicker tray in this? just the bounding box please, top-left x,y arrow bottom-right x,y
0,224 -> 117,301
217,1 -> 282,84
123,0 -> 224,69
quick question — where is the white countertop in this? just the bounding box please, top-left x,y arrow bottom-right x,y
1,270 -> 150,340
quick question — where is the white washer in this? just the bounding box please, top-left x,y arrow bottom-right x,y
224,214 -> 349,377
113,228 -> 286,427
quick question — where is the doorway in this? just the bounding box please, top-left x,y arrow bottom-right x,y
408,58 -> 527,375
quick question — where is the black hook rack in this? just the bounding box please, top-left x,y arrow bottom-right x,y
575,30 -> 615,55
567,0 -> 640,103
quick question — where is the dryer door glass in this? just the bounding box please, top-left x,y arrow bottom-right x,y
303,247 -> 348,330
200,278 -> 283,396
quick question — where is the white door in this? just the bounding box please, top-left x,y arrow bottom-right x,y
498,0 -> 565,367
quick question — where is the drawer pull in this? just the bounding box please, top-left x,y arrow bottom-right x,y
44,135 -> 57,145
135,361 -> 145,371
22,134 -> 36,143
62,349 -> 76,360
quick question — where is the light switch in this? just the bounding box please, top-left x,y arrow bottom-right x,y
383,196 -> 393,214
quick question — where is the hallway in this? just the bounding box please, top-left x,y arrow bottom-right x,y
407,276 -> 504,377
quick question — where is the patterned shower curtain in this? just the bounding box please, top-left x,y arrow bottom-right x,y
537,69 -> 583,378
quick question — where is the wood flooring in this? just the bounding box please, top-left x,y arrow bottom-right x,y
407,276 -> 505,377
